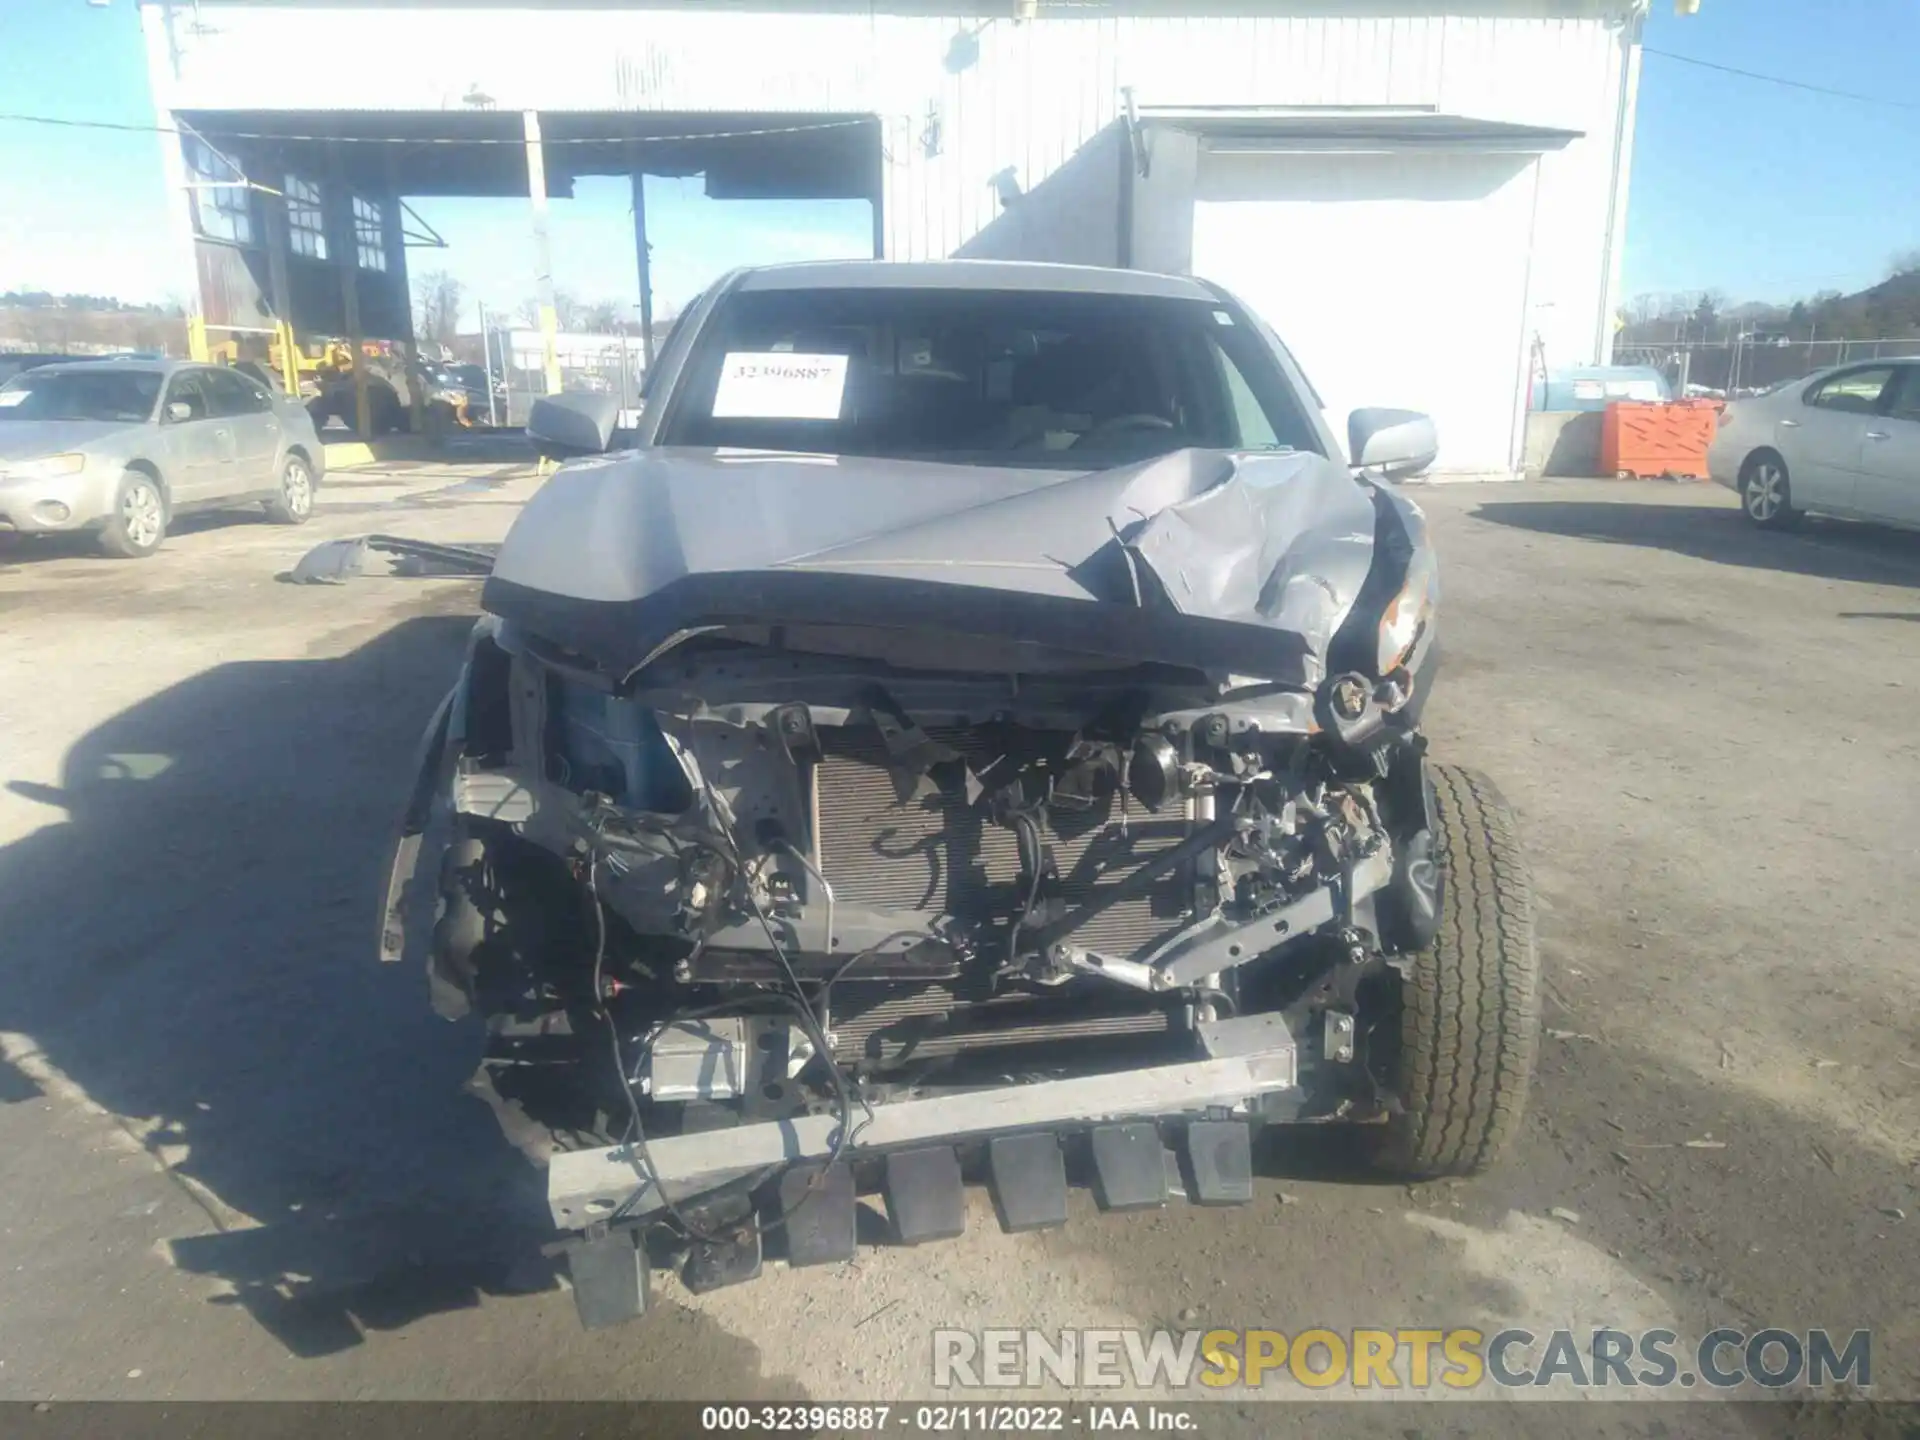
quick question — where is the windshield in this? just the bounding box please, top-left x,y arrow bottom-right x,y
0,369 -> 161,423
658,287 -> 1321,467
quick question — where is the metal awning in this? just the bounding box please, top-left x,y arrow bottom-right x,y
175,109 -> 883,201
1139,106 -> 1582,154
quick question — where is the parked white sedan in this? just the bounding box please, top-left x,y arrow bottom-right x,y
1709,358 -> 1920,531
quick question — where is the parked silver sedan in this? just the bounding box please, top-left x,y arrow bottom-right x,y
0,359 -> 326,557
1709,358 -> 1920,531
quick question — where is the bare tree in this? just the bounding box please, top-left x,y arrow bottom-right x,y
577,298 -> 632,332
1692,289 -> 1728,338
1889,248 -> 1920,279
517,290 -> 587,331
414,270 -> 466,352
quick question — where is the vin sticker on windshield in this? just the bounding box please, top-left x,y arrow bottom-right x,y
0,391 -> 29,407
712,352 -> 849,421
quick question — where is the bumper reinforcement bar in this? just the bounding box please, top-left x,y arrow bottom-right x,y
547,1021 -> 1297,1228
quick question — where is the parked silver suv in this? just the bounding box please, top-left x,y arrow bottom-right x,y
0,359 -> 326,557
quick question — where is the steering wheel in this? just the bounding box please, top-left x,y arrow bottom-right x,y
1073,413 -> 1175,446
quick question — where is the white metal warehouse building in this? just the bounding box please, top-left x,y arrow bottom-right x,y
143,0 -> 1651,475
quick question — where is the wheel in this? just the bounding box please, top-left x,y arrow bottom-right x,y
1740,452 -> 1799,529
266,454 -> 315,524
1373,763 -> 1540,1179
97,470 -> 167,558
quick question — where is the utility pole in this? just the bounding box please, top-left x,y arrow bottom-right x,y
525,110 -> 562,397
631,171 -> 655,370
478,300 -> 499,427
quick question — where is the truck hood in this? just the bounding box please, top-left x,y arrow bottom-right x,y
482,446 -> 1388,685
0,420 -> 141,461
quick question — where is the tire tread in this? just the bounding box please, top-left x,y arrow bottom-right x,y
1380,763 -> 1539,1178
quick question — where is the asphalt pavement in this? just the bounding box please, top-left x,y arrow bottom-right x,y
0,474 -> 1914,1436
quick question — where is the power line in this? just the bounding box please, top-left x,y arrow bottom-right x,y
0,111 -> 874,146
1643,47 -> 1920,113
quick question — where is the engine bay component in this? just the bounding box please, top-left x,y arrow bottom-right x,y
644,1017 -> 768,1102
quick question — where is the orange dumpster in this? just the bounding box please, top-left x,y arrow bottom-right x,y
1599,399 -> 1719,481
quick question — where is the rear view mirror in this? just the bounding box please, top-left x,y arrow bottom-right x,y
1348,407 -> 1438,479
165,401 -> 193,423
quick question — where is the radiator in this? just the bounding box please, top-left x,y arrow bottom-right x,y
813,725 -> 1193,960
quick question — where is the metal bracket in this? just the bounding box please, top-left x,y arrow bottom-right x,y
1322,1010 -> 1356,1065
1065,849 -> 1395,993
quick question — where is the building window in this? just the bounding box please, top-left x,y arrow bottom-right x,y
185,136 -> 252,245
353,195 -> 388,272
286,175 -> 327,260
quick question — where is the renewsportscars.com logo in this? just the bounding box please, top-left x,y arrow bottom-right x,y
932,1328 -> 1873,1394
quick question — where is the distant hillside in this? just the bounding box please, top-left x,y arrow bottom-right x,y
0,290 -> 179,316
0,293 -> 187,358
0,310 -> 187,358
1829,268 -> 1920,335
1623,262 -> 1920,347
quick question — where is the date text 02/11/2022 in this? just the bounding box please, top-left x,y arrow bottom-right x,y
697,1405 -> 1197,1432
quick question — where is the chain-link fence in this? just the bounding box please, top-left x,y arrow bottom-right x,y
1616,337 -> 1920,399
481,326 -> 647,426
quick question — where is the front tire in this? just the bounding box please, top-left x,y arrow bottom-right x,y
1740,452 -> 1799,529
97,470 -> 167,558
1373,763 -> 1539,1179
267,454 -> 315,525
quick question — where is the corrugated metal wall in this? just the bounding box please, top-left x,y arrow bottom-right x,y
149,3 -> 1635,364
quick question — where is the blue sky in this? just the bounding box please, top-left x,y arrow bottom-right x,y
1,0 -> 1916,319
1626,0 -> 1920,302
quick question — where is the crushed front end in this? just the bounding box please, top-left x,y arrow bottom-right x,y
379,447 -> 1525,1328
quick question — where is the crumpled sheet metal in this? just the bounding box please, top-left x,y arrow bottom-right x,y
481,445 -> 1387,682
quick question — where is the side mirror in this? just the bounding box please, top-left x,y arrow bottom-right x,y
1348,407 -> 1437,479
165,400 -> 194,423
526,390 -> 621,459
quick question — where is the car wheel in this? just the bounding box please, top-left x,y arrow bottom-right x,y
1740,452 -> 1799,529
267,454 -> 315,525
1371,763 -> 1540,1179
97,470 -> 167,558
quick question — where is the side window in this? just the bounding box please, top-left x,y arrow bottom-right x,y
1806,367 -> 1894,415
286,175 -> 327,259
205,369 -> 271,417
184,137 -> 253,245
1886,367 -> 1920,423
353,196 -> 388,272
164,373 -> 213,422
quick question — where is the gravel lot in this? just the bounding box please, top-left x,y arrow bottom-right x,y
0,474 -> 1914,1434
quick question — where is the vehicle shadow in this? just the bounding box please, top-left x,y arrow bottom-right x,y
0,509 -> 291,568
0,615 -> 559,1358
1471,498 -> 1920,590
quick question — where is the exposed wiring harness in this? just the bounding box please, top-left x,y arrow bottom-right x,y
581,767 -> 873,1246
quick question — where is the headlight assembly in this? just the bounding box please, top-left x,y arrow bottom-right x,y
14,452 -> 86,480
1377,550 -> 1436,675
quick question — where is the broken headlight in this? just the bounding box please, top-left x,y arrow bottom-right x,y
1376,549 -> 1436,675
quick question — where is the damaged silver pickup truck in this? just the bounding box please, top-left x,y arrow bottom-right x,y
380,261 -> 1538,1328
